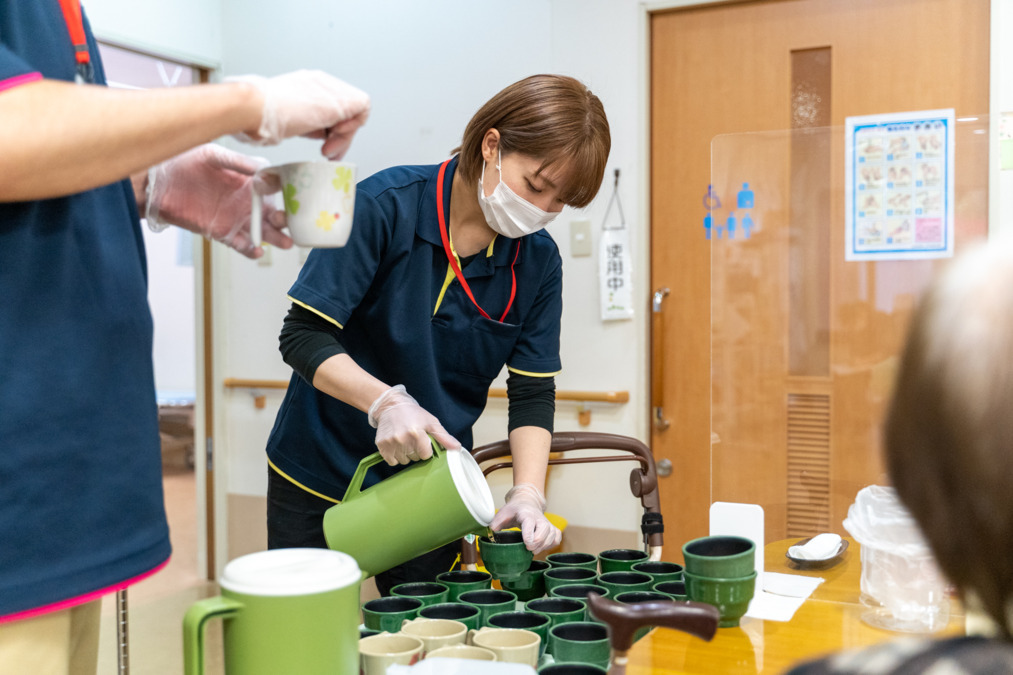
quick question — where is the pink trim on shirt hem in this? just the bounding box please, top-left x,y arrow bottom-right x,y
0,72 -> 43,93
0,557 -> 170,624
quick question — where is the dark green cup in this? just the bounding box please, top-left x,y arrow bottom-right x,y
683,570 -> 757,627
631,560 -> 684,584
653,580 -> 688,601
681,535 -> 756,578
436,570 -> 493,602
598,548 -> 650,574
547,584 -> 610,622
487,610 -> 552,656
459,589 -> 518,626
359,628 -> 380,639
500,560 -> 550,602
361,596 -> 423,632
597,571 -> 654,598
614,591 -> 674,642
418,602 -> 482,631
544,567 -> 598,594
525,598 -> 586,628
480,531 -> 534,580
539,664 -> 608,675
390,582 -> 449,608
546,552 -> 598,571
548,622 -> 611,670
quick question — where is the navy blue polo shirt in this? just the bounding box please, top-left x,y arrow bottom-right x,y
0,3 -> 171,619
266,157 -> 563,500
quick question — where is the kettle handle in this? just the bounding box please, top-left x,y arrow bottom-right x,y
342,435 -> 443,502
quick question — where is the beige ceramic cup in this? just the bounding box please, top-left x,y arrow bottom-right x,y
426,644 -> 498,661
399,618 -> 467,656
469,627 -> 541,668
359,633 -> 423,675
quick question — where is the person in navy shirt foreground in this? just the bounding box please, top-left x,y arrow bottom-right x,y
267,74 -> 611,594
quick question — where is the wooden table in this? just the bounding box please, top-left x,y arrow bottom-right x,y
625,538 -> 964,674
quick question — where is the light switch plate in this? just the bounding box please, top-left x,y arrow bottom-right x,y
570,219 -> 592,257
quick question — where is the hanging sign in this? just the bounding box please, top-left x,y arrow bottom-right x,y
845,109 -> 955,261
599,169 -> 634,321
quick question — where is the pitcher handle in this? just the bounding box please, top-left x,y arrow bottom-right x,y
183,595 -> 243,675
342,436 -> 444,502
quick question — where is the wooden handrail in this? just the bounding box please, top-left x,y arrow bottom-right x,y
224,378 -> 628,403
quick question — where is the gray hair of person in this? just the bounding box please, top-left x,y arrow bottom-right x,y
885,238 -> 1013,637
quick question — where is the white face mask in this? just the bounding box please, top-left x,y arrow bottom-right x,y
477,150 -> 559,238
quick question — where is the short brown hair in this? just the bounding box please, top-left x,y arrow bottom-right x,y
885,240 -> 1013,637
454,74 -> 610,208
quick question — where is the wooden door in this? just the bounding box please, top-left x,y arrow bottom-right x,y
650,0 -> 989,551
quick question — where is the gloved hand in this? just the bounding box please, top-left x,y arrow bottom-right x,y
145,144 -> 291,259
368,385 -> 461,466
229,70 -> 371,159
489,483 -> 562,554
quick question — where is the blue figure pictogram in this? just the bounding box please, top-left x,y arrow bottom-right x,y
737,183 -> 754,209
703,184 -> 722,210
726,213 -> 737,239
742,213 -> 754,239
703,212 -> 714,240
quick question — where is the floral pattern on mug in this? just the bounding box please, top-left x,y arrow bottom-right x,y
332,165 -> 354,193
282,183 -> 300,215
316,211 -> 341,232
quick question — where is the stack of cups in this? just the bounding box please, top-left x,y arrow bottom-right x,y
681,536 -> 757,627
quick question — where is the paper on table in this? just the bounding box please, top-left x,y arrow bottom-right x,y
744,572 -> 825,622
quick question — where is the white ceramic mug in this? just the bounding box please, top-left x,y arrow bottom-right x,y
358,633 -> 424,675
399,617 -> 467,656
425,644 -> 497,661
251,160 -> 356,248
468,627 -> 541,668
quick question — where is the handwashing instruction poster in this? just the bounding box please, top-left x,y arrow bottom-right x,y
845,109 -> 954,261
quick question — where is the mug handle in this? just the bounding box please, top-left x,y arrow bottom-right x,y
249,166 -> 281,251
183,595 -> 243,675
342,436 -> 444,502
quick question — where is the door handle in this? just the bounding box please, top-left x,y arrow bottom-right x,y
652,287 -> 671,431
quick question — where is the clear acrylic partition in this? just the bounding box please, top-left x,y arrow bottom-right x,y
708,115 -> 989,544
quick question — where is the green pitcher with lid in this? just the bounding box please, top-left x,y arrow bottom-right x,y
323,437 -> 495,577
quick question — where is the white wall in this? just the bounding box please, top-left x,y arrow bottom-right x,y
991,0 -> 1013,239
85,0 -> 222,67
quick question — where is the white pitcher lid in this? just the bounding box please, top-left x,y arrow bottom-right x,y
446,448 -> 495,525
219,548 -> 361,596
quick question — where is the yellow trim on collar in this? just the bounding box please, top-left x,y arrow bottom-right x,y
507,366 -> 562,378
268,459 -> 341,504
434,264 -> 456,316
288,296 -> 344,329
486,236 -> 497,257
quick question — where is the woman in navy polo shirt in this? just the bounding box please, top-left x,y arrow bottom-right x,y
267,74 -> 611,594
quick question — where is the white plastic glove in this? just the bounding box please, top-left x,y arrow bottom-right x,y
489,483 -> 562,554
228,70 -> 371,159
367,385 -> 461,466
145,144 -> 290,259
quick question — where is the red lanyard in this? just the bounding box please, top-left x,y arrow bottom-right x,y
436,160 -> 519,323
57,0 -> 93,83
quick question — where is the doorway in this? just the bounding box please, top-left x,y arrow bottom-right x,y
648,0 -> 990,547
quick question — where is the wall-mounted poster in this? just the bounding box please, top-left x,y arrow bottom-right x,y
845,109 -> 954,261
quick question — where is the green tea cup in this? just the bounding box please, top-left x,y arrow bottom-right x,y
597,571 -> 654,598
480,531 -> 534,580
418,602 -> 482,631
525,597 -> 586,628
436,570 -> 493,602
361,596 -> 423,633
631,560 -> 684,584
546,552 -> 598,571
391,582 -> 449,608
500,560 -> 550,602
183,549 -> 361,675
548,622 -> 611,670
539,664 -> 608,675
459,588 -> 518,626
548,584 -> 610,622
683,570 -> 757,627
681,535 -> 756,578
653,580 -> 688,601
544,567 -> 598,594
598,548 -> 650,574
614,590 -> 675,642
488,610 -> 552,656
